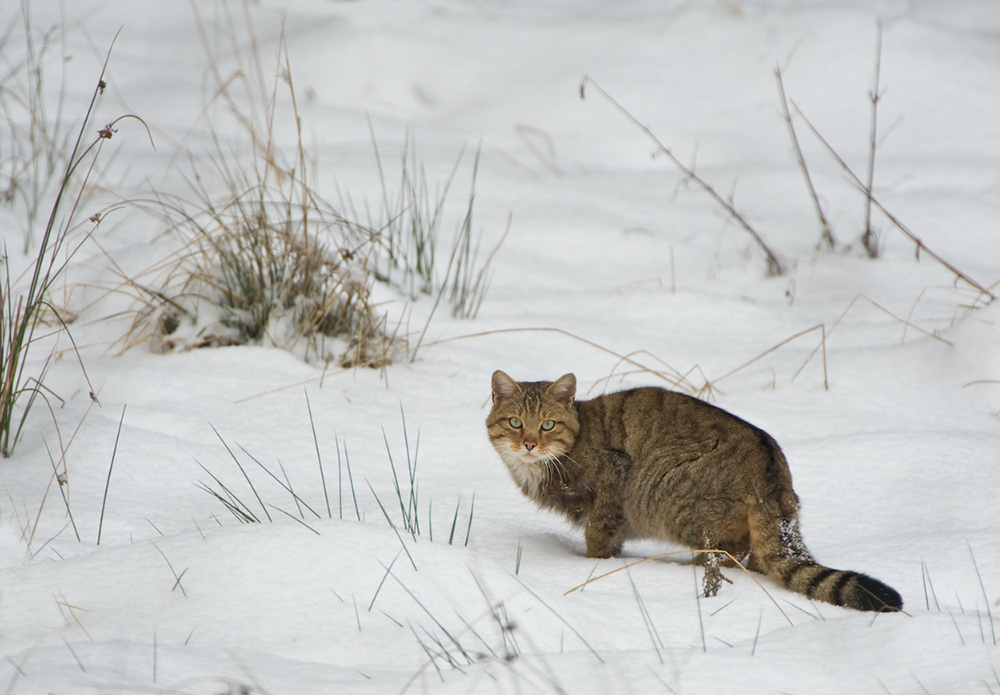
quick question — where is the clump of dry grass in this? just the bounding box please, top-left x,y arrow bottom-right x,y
118,1 -> 504,369
138,193 -> 398,368
119,5 -> 404,369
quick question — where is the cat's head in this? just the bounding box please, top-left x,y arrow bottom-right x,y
486,371 -> 580,480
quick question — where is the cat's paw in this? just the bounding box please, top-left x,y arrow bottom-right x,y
584,537 -> 622,559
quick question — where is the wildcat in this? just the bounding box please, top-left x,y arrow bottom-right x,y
486,370 -> 902,612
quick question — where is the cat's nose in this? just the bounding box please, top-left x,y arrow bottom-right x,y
524,441 -> 536,451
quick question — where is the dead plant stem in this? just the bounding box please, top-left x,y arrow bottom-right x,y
775,66 -> 834,249
863,23 -> 883,258
793,104 -> 996,301
581,75 -> 785,276
96,405 -> 126,545
564,548 -> 793,626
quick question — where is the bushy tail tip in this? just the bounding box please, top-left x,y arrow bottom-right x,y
848,573 -> 903,612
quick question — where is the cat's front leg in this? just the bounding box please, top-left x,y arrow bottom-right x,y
581,448 -> 630,558
584,504 -> 626,558
583,477 -> 628,557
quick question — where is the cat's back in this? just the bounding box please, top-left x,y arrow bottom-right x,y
577,386 -> 770,455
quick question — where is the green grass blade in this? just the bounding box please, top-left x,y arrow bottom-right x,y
367,479 -> 417,571
210,424 -> 271,522
514,575 -> 604,664
464,491 -> 475,547
305,390 -> 332,518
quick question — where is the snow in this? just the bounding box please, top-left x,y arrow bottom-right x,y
1,0 -> 999,693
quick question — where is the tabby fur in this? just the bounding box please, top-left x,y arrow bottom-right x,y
486,370 -> 902,612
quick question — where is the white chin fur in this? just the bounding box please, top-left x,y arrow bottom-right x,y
503,452 -> 545,497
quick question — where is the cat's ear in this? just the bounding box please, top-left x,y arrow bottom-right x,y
492,370 -> 522,404
546,373 -> 576,406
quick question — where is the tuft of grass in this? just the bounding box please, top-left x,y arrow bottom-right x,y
367,405 -> 472,548
368,124 -> 459,300
365,126 -> 508,324
384,564 -> 476,673
1,23 -> 141,457
439,148 -> 503,321
131,141 -> 399,369
195,396 -> 475,573
514,574 -> 604,664
196,413 -> 329,531
119,2 -> 506,371
120,5 -> 401,370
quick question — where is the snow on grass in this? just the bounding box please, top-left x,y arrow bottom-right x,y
1,0 -> 999,693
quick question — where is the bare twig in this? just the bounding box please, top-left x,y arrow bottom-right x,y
862,23 -> 883,258
581,75 -> 785,276
793,105 -> 996,301
775,66 -> 834,249
563,548 -> 793,626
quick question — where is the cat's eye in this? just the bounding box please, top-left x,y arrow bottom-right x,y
541,420 -> 555,431
508,417 -> 523,429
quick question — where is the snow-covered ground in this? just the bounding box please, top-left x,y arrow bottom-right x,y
2,1 -> 999,693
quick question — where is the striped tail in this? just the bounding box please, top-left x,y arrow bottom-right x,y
772,560 -> 903,612
750,511 -> 902,612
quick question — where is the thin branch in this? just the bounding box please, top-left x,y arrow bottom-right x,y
775,66 -> 834,249
793,104 -> 996,301
862,23 -> 883,258
581,75 -> 785,276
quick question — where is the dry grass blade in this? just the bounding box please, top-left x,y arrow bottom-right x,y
709,324 -> 828,393
581,75 -> 785,276
563,548 -> 793,626
420,327 -> 701,393
591,349 -> 701,396
830,295 -> 953,346
790,294 -> 955,387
